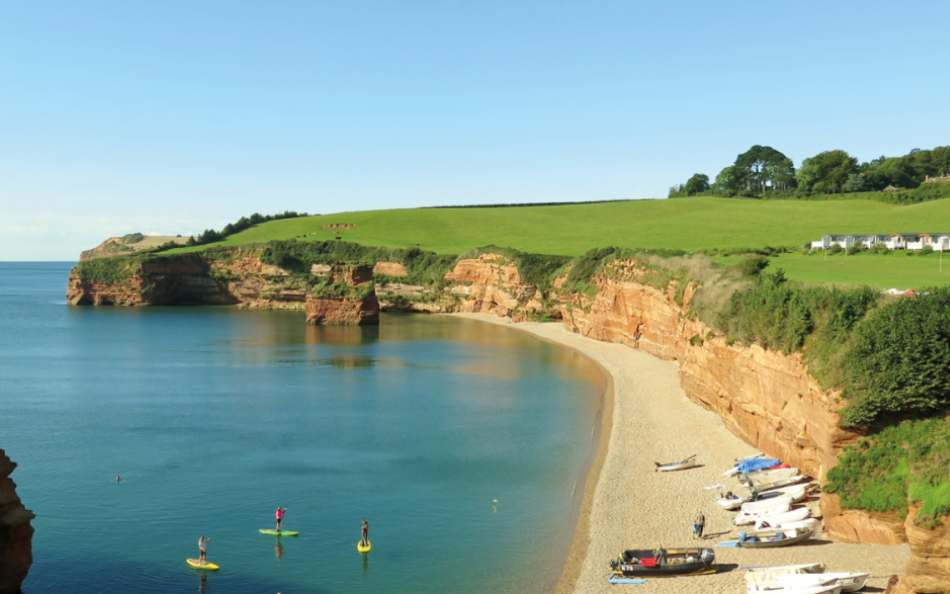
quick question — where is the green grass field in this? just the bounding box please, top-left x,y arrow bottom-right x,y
165,197 -> 950,287
713,252 -> 950,289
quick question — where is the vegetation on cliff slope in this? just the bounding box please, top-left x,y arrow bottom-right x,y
826,417 -> 950,528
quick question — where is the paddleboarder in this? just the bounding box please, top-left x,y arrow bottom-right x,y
198,536 -> 209,564
361,519 -> 369,547
275,507 -> 286,532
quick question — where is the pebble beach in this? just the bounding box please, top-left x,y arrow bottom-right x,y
453,314 -> 911,594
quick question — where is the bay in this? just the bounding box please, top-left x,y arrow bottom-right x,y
0,262 -> 605,594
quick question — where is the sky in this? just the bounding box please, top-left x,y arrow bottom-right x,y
2,1 -> 950,261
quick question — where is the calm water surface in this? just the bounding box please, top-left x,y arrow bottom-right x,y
0,262 -> 605,594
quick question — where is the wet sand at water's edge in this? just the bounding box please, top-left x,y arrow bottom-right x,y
451,314 -> 910,594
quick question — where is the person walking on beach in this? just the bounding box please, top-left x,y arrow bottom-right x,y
275,507 -> 286,532
694,511 -> 705,539
198,536 -> 209,564
361,519 -> 369,547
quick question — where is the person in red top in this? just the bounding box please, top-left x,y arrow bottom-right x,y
361,519 -> 369,547
275,507 -> 286,532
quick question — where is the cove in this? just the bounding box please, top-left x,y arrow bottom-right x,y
0,262 -> 606,594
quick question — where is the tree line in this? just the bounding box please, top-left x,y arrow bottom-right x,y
670,144 -> 950,198
184,211 -> 308,246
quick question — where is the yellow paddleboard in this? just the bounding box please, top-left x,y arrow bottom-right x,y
357,540 -> 372,553
186,559 -> 220,571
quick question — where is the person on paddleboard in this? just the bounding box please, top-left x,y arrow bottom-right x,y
198,536 -> 209,563
275,507 -> 286,532
361,519 -> 369,547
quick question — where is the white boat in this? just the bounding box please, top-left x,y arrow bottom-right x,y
748,584 -> 842,594
745,563 -> 826,579
820,573 -> 869,592
717,486 -> 803,510
754,517 -> 821,534
760,572 -> 871,592
741,466 -> 800,482
736,506 -> 811,526
746,575 -> 839,591
754,483 -> 810,501
740,496 -> 793,514
654,455 -> 697,472
741,469 -> 805,491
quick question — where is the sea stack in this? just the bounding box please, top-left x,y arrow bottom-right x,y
305,263 -> 380,325
0,449 -> 34,594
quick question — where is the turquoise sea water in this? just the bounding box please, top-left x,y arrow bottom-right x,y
0,262 -> 606,594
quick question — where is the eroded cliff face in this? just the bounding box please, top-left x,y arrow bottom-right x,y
305,263 -> 380,325
67,255 -> 306,308
556,260 -> 909,547
892,507 -> 950,594
0,450 -> 33,594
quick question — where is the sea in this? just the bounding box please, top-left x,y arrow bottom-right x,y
0,262 -> 606,594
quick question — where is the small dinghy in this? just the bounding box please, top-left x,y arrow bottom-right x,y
753,517 -> 821,534
609,546 -> 715,577
654,454 -> 697,472
735,506 -> 811,526
747,572 -> 869,592
716,488 -> 792,511
737,527 -> 815,548
739,496 -> 793,514
740,469 -> 805,491
748,583 -> 842,594
744,562 -> 826,577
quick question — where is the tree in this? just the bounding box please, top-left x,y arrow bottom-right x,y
685,173 -> 710,195
796,150 -> 857,193
733,145 -> 797,192
715,165 -> 742,193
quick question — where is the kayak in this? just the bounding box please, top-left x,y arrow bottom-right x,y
259,529 -> 299,536
186,559 -> 220,570
357,540 -> 372,553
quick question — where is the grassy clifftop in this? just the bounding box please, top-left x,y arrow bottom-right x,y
156,197 -> 950,288
167,197 -> 950,256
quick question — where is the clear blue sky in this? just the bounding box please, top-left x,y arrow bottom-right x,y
3,0 -> 949,260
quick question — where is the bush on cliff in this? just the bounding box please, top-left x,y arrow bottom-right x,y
825,417 -> 950,527
260,240 -> 457,288
840,287 -> 950,427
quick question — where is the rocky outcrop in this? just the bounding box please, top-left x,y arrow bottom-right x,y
822,493 -> 907,545
443,253 -> 550,320
893,507 -> 950,594
373,261 -> 408,277
305,263 -> 379,325
67,255 -> 306,308
0,450 -> 33,594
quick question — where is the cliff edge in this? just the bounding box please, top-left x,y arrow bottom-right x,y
0,450 -> 33,594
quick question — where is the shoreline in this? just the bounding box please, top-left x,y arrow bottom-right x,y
450,313 -> 911,594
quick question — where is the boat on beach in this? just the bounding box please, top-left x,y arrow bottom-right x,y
737,527 -> 815,548
748,584 -> 842,594
739,496 -> 793,514
716,487 -> 799,510
753,517 -> 821,534
608,546 -> 715,577
740,468 -> 805,491
747,572 -> 869,592
735,506 -> 811,526
654,454 -> 697,472
744,562 -> 826,576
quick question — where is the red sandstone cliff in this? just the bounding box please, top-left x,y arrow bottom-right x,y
305,263 -> 380,325
0,450 -> 33,594
893,507 -> 950,594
